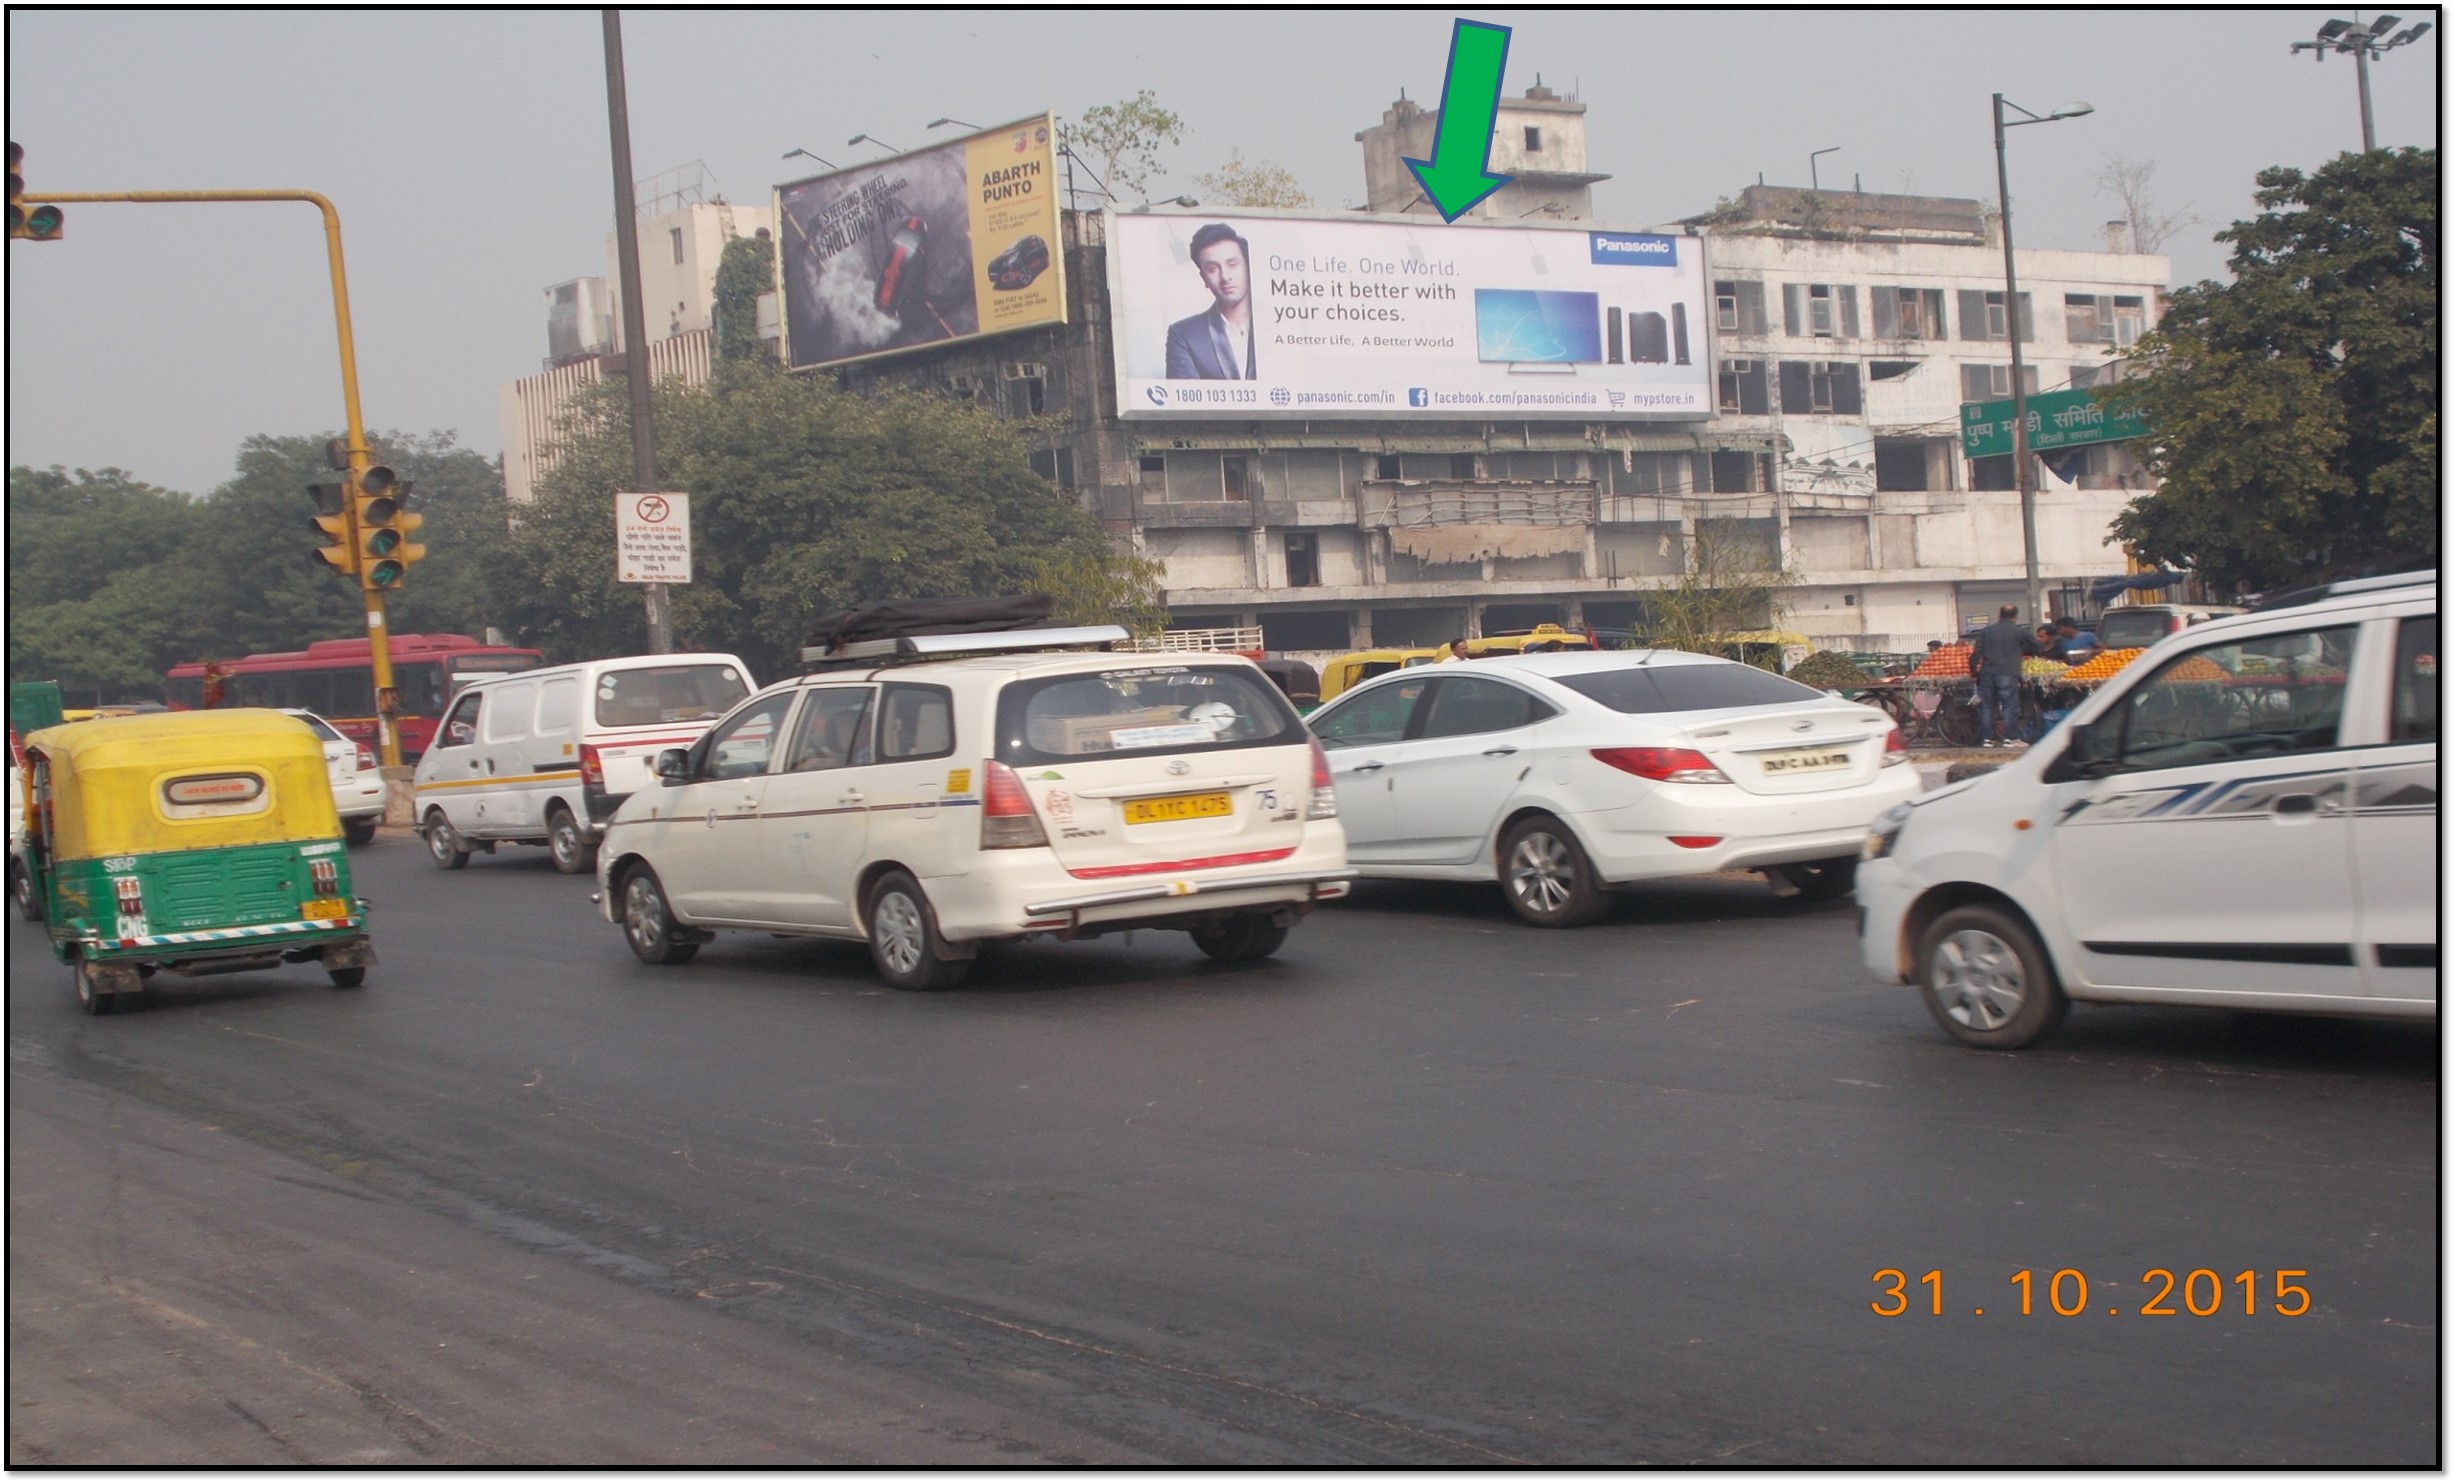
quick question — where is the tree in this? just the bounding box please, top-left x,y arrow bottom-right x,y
1644,517 -> 1799,667
712,230 -> 776,367
2112,148 -> 2437,593
1063,90 -> 1183,203
6,431 -> 507,701
1193,152 -> 1314,210
493,371 -> 1163,680
2095,156 -> 2196,255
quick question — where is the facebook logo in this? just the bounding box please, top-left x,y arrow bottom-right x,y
1589,232 -> 1678,267
1407,387 -> 1431,407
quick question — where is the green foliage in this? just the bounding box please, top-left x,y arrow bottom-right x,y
1787,650 -> 1873,689
7,434 -> 506,701
712,232 -> 776,367
1646,518 -> 1797,664
1064,90 -> 1184,201
1193,152 -> 1314,210
494,372 -> 1161,680
2113,148 -> 2437,593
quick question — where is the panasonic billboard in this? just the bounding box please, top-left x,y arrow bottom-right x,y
1106,212 -> 1712,422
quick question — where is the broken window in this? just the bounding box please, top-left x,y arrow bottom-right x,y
1608,452 -> 1691,497
1874,437 -> 1948,492
1283,532 -> 1320,587
1707,451 -> 1763,493
1222,455 -> 1253,500
2064,294 -> 2149,346
1779,360 -> 1863,415
1718,358 -> 1771,415
1871,286 -> 1946,339
1783,283 -> 1859,338
1713,280 -> 1769,335
1028,447 -> 1076,490
1002,367 -> 1046,418
1868,360 -> 1920,382
1956,289 -> 2034,343
1374,454 -> 1402,480
1969,454 -> 2016,490
1958,363 -> 2040,402
1523,125 -> 1543,152
1138,455 -> 1166,499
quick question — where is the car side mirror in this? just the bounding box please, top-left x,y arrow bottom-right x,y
654,749 -> 690,783
2042,717 -> 2121,783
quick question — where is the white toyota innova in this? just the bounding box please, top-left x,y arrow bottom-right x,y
594,624 -> 1351,989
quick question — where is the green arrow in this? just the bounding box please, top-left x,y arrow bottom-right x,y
1402,19 -> 1514,223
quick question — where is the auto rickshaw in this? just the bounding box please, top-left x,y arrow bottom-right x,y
17,710 -> 374,1015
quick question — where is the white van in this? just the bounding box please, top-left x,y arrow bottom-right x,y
414,653 -> 755,874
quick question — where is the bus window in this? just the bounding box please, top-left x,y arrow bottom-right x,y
328,666 -> 377,718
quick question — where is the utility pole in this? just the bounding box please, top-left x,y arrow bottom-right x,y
603,8 -> 672,652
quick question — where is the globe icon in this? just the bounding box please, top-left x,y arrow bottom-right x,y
1269,386 -> 1292,407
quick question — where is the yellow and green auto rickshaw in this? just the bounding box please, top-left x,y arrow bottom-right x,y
18,710 -> 374,1015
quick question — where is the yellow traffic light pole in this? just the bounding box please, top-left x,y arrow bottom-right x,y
37,189 -> 407,765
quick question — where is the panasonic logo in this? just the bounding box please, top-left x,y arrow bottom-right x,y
1588,232 -> 1678,267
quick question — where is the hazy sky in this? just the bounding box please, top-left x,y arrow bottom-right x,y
6,8 -> 2436,498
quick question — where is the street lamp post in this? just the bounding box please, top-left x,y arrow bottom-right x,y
2291,15 -> 2431,151
1992,93 -> 2092,626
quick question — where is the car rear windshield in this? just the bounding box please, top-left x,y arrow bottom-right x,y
994,665 -> 1308,766
292,713 -> 346,744
1556,663 -> 1825,714
2093,610 -> 2175,650
595,663 -> 751,728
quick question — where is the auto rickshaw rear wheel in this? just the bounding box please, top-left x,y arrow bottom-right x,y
10,860 -> 40,922
74,962 -> 116,1016
328,967 -> 367,989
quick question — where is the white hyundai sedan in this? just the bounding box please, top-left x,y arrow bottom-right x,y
1306,650 -> 1919,926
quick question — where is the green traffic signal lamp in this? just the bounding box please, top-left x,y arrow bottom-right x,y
352,471 -> 426,589
308,483 -> 357,577
8,142 -> 64,241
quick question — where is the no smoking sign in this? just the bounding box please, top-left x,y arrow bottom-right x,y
615,491 -> 692,585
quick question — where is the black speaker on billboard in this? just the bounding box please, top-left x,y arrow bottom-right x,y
1627,310 -> 1669,364
1606,306 -> 1624,364
1672,302 -> 1691,365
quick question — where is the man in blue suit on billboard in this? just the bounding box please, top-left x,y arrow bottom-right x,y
1165,222 -> 1257,380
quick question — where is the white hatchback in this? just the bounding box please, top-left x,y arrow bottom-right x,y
594,634 -> 1351,989
281,709 -> 389,845
1306,650 -> 1919,925
1860,571 -> 2437,1049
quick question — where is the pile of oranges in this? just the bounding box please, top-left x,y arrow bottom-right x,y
2063,647 -> 2147,683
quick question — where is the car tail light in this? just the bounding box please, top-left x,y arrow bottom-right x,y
114,875 -> 144,916
1669,835 -> 1723,849
579,744 -> 604,790
1881,727 -> 1908,766
980,760 -> 1050,849
1591,747 -> 1732,784
310,858 -> 340,897
1305,737 -> 1338,820
355,743 -> 377,772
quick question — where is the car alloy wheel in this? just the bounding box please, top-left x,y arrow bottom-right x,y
865,871 -> 967,990
548,807 -> 596,875
874,890 -> 926,977
1917,904 -> 2068,1050
1930,926 -> 2026,1030
1498,816 -> 1608,928
621,867 -> 697,965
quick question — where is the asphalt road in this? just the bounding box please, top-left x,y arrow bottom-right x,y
8,830 -> 2438,1465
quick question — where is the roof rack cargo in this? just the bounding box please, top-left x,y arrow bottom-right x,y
799,595 -> 1129,670
2249,566 -> 2436,612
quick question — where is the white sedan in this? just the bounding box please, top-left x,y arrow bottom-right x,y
282,709 -> 390,845
1306,650 -> 1920,926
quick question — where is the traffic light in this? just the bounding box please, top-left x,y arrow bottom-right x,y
8,143 -> 65,242
352,465 -> 426,589
308,483 -> 358,578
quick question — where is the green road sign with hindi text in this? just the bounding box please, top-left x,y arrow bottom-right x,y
1960,386 -> 2148,459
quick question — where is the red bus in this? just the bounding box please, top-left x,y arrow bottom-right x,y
167,634 -> 544,761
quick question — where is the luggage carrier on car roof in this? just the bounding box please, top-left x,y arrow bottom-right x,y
798,595 -> 1132,671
